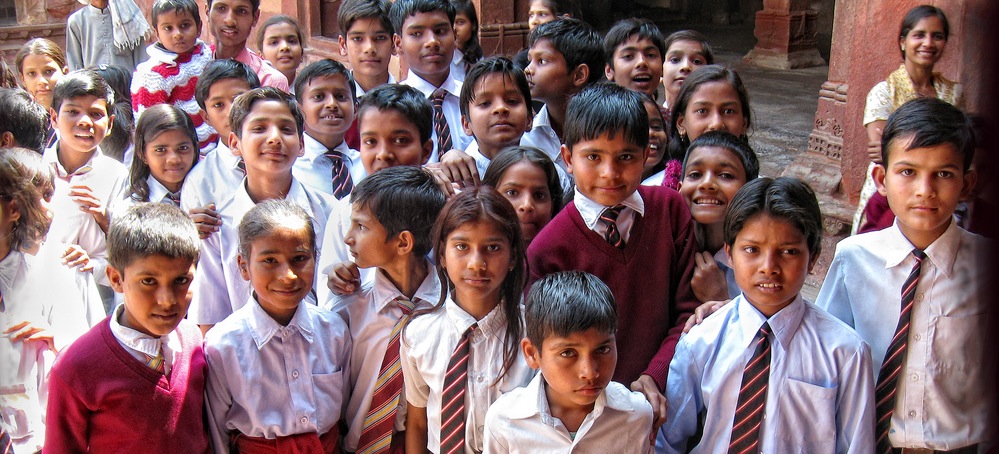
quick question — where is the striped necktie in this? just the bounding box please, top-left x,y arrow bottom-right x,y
431,88 -> 453,154
874,249 -> 926,453
142,348 -> 166,374
440,323 -> 476,454
356,298 -> 417,454
164,191 -> 181,206
729,322 -> 773,453
600,205 -> 626,249
324,148 -> 354,200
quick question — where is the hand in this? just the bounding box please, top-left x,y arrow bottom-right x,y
327,261 -> 361,296
437,148 -> 479,189
4,321 -> 56,352
189,204 -> 222,239
424,165 -> 458,199
631,374 -> 667,440
867,126 -> 883,163
691,251 -> 729,303
61,244 -> 93,272
682,299 -> 730,334
69,184 -> 109,232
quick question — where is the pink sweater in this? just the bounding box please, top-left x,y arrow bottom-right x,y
44,318 -> 210,453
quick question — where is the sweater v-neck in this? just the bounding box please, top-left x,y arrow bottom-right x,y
567,202 -> 644,263
100,321 -> 176,389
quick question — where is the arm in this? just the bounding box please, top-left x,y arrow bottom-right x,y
65,15 -> 84,71
435,148 -> 480,188
401,329 -> 432,453
865,120 -> 886,164
662,339 -> 702,454
204,344 -> 235,454
814,248 -> 855,328
690,251 -> 729,302
44,371 -> 90,453
482,408 -> 510,454
839,343 -> 876,453
405,403 -> 430,454
188,230 -> 230,326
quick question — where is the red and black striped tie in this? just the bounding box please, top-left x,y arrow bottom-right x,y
440,323 -> 476,454
600,205 -> 626,249
874,249 -> 926,453
324,149 -> 354,200
431,88 -> 453,154
729,322 -> 773,453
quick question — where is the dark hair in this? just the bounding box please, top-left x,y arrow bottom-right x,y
0,88 -> 48,153
459,57 -> 531,118
107,202 -> 201,270
256,15 -> 306,53
92,65 -> 134,162
129,104 -> 199,202
899,5 -> 949,59
351,165 -> 446,257
683,130 -> 760,181
338,0 -> 393,36
1,56 -> 19,88
528,18 -> 604,86
451,0 -> 482,65
152,0 -> 202,30
293,58 -> 356,104
51,70 -> 114,113
724,177 -> 822,258
533,0 -> 581,17
206,0 -> 259,13
0,147 -> 55,250
195,59 -> 262,110
881,97 -> 974,171
564,82 -> 648,149
663,30 -> 714,65
238,199 -> 317,258
229,87 -> 305,139
356,84 -> 433,144
389,0 -> 456,34
14,38 -> 67,77
426,186 -> 525,382
667,65 -> 751,162
482,146 -> 563,218
525,270 -> 617,349
603,18 -> 665,67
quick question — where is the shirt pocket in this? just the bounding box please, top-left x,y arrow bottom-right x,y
312,371 -> 346,430
777,378 -> 837,454
932,313 -> 985,372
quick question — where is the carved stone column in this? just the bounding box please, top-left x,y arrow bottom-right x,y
744,0 -> 825,69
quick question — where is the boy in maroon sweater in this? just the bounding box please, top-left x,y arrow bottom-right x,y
527,83 -> 699,430
45,204 -> 210,453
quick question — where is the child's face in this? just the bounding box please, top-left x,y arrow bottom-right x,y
344,203 -> 398,269
143,129 -> 197,193
873,136 -> 976,249
643,101 -> 667,171
677,81 -> 747,142
107,255 -> 197,337
203,78 -> 253,141
358,108 -> 432,174
453,12 -> 473,50
207,0 -> 258,50
605,35 -> 664,97
522,327 -> 617,412
527,0 -> 555,31
50,95 -> 112,155
495,160 -> 553,244
300,74 -> 355,141
153,9 -> 201,54
901,16 -> 947,68
441,220 -> 514,309
261,22 -> 304,77
678,146 -> 748,225
524,39 -> 573,104
19,53 -> 66,108
394,11 -> 455,87
230,99 -> 304,176
561,132 -> 647,207
662,40 -> 708,104
727,214 -> 815,317
237,224 -> 315,324
460,73 -> 531,158
338,18 -> 395,82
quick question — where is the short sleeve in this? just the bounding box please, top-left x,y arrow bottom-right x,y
863,81 -> 891,126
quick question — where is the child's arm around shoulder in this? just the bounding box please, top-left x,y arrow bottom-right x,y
834,336 -> 876,452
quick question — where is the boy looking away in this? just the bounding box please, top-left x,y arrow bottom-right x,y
817,97 -> 989,452
206,0 -> 289,91
603,18 -> 665,101
0,87 -> 49,153
484,271 -> 654,453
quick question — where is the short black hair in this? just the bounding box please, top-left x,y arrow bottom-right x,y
603,18 -> 665,67
684,131 -> 760,181
51,70 -> 114,113
0,88 -> 48,153
152,0 -> 202,30
91,65 -> 134,162
256,15 -> 306,52
532,0 -> 580,17
663,30 -> 714,65
482,146 -> 564,218
528,18 -> 604,86
350,165 -> 446,257
389,0 -> 455,34
293,58 -> 356,104
724,177 -> 822,258
107,203 -> 201,271
229,87 -> 305,139
195,59 -> 262,111
338,0 -> 394,36
881,97 -> 974,171
564,82 -> 648,150
525,271 -> 617,349
459,57 -> 531,119
356,84 -> 433,144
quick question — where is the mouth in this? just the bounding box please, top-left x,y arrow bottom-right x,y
422,53 -> 445,62
151,313 -> 180,323
462,276 -> 491,286
320,113 -> 344,123
219,28 -> 240,39
755,282 -> 783,293
693,197 -> 724,206
271,286 -> 304,296
576,385 -> 603,396
632,74 -> 654,86
73,133 -> 95,141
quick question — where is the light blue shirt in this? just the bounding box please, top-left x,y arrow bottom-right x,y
664,294 -> 875,453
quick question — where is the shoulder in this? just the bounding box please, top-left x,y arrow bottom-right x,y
832,230 -> 887,259
605,381 -> 654,418
801,302 -> 868,350
52,319 -> 112,375
402,307 -> 446,346
529,205 -> 580,247
679,301 -> 736,350
203,305 -> 251,349
306,303 -> 349,333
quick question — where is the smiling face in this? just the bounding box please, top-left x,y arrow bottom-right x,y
20,54 -> 66,108
238,224 -> 316,325
727,214 -> 815,317
50,95 -> 112,155
300,74 -> 355,145
662,40 -> 708,107
441,219 -> 513,312
678,145 -> 748,225
677,81 -> 747,142
230,99 -> 304,177
358,108 -> 432,173
109,254 -> 197,337
643,101 -> 667,172
260,22 -> 304,79
523,327 -> 617,413
495,160 -> 553,244
605,35 -> 663,97
143,129 -> 197,193
344,202 -> 397,269
153,9 -> 201,54
394,11 -> 455,87
523,39 -> 574,105
461,73 -> 531,158
901,16 -> 947,69
562,132 -> 647,207
207,0 -> 258,56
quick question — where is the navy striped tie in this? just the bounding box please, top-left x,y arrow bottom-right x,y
600,205 -> 625,249
324,149 -> 354,200
440,323 -> 476,454
431,88 -> 453,154
729,322 -> 773,453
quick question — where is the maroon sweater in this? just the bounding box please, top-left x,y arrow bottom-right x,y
527,186 -> 700,388
44,318 -> 210,453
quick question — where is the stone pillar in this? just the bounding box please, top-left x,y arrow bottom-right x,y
475,0 -> 524,58
744,0 -> 825,69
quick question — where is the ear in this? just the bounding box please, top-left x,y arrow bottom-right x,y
105,113 -> 115,135
676,113 -> 687,137
570,64 -> 590,89
420,139 -> 434,165
237,254 -> 251,282
0,131 -> 15,148
296,134 -> 306,157
3,197 -> 22,225
521,337 -> 541,370
560,144 -> 573,175
461,115 -> 473,137
724,243 -> 733,263
198,108 -> 212,127
807,250 -> 819,274
107,265 -> 125,293
393,34 -> 403,54
872,164 -> 887,197
251,9 -> 260,27
604,63 -> 615,82
228,131 -> 241,155
338,35 -> 348,57
49,107 -> 58,131
395,230 -> 415,256
960,169 -> 978,202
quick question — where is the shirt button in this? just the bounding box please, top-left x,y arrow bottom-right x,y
300,416 -> 308,424
477,426 -> 484,433
908,410 -> 916,417
476,375 -> 484,383
292,370 -> 299,378
917,293 -> 924,301
913,334 -> 921,341
911,374 -> 918,381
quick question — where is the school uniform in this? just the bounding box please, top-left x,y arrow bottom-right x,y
664,294 -> 875,453
204,299 -> 351,454
401,72 -> 472,162
352,73 -> 397,99
108,175 -> 183,219
179,141 -> 244,213
293,135 -> 365,197
483,372 -> 653,454
450,49 -> 467,82
462,140 -> 492,179
345,74 -> 397,150
314,196 -> 367,306
519,105 -> 563,171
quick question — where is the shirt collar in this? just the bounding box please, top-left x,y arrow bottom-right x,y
245,297 -> 316,349
462,140 -> 491,177
733,293 -> 804,351
712,247 -> 731,271
533,105 -> 552,129
883,219 -> 960,277
573,190 -> 645,230
304,134 -> 349,160
110,303 -> 168,357
212,142 -> 243,170
444,293 -> 512,341
404,71 -> 460,98
506,372 -> 633,421
0,250 -> 24,299
369,259 -> 441,313
145,175 -> 176,203
353,73 -> 397,98
43,143 -> 102,180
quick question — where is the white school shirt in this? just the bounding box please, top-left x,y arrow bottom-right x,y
108,303 -> 181,376
450,49 -> 467,82
204,299 -> 351,453
179,141 -> 244,213
463,140 -> 491,179
188,177 -> 337,326
293,135 -> 366,198
401,72 -> 472,162
353,73 -> 397,98
401,296 -> 534,454
108,176 -> 182,220
641,169 -> 666,186
519,105 -> 564,172
816,220 -> 991,450
483,372 -> 653,454
328,264 -> 441,452
573,190 -> 644,245
664,294 -> 875,453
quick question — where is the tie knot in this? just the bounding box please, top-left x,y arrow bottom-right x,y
396,297 -> 416,315
324,149 -> 344,163
165,191 -> 181,205
759,322 -> 773,339
464,323 -> 478,338
912,249 -> 926,262
431,88 -> 447,106
601,205 -> 624,221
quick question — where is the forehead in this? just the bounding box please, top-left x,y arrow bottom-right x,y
666,39 -> 705,55
473,73 -> 519,93
211,0 -> 254,10
686,145 -> 744,169
572,131 -> 643,153
909,16 -> 946,33
303,74 -> 351,92
156,8 -> 197,23
61,95 -> 108,111
615,35 -> 662,53
736,213 -> 806,242
208,79 -> 253,98
541,326 -> 615,348
347,17 -> 390,34
123,254 -> 196,275
885,135 -> 963,167
689,81 -> 740,103
244,99 -> 296,120
358,108 -> 420,134
21,53 -> 60,68
263,22 -> 299,37
402,11 -> 451,30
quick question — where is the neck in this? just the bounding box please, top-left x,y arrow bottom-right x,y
0,239 -> 11,264
545,381 -> 594,432
696,222 -> 725,253
245,172 -> 294,203
904,60 -> 935,89
454,290 -> 499,321
382,256 -> 429,300
90,0 -> 108,9
479,140 -> 516,160
156,176 -> 183,193
307,131 -> 345,150
214,43 -> 245,60
354,71 -> 390,93
279,69 -> 296,87
546,103 -> 566,138
261,301 -> 296,326
415,71 -> 447,89
57,145 -> 96,175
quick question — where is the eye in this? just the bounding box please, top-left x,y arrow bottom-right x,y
532,191 -> 549,201
362,138 -> 376,146
619,153 -> 635,161
723,108 -> 737,115
595,345 -> 612,354
899,168 -> 915,176
692,58 -> 706,65
262,256 -> 277,264
685,171 -> 702,180
392,136 -> 411,145
742,246 -> 759,254
214,4 -> 227,13
720,172 -> 736,179
140,277 -> 157,285
486,244 -> 501,252
781,248 -> 800,256
235,7 -> 249,15
936,170 -> 954,178
454,243 -> 468,251
351,36 -> 363,42
668,56 -> 681,64
585,154 -> 599,161
173,276 -> 191,285
293,254 -> 311,262
211,102 -> 223,109
559,349 -> 576,358
503,189 -> 519,197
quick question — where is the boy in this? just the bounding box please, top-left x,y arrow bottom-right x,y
817,98 -> 989,452
338,0 -> 397,150
0,87 -> 49,153
527,83 -> 698,419
391,0 -> 472,161
292,59 -> 364,199
66,0 -> 148,72
603,18 -> 665,101
189,87 -> 340,333
45,203 -> 209,452
664,177 -> 875,452
521,17 -> 604,173
206,0 -> 289,91
330,165 -> 446,453
484,271 -> 654,453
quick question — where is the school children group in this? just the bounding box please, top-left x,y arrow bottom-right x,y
0,0 -> 989,452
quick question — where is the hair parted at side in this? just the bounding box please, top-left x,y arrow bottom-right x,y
51,70 -> 114,113
603,18 -> 665,66
338,0 -> 394,36
228,86 -> 305,139
564,82 -> 648,150
130,104 -> 199,202
107,203 -> 200,271
0,147 -> 55,251
668,64 -> 751,161
528,18 -> 604,86
482,146 -> 564,218
238,199 -> 316,259
724,177 -> 822,258
257,15 -> 305,53
459,57 -> 531,119
881,97 -> 974,171
350,165 -> 446,258
663,30 -> 714,65
195,59 -> 262,110
357,84 -> 434,144
15,38 -> 66,77
389,0 -> 456,35
293,58 -> 355,104
684,130 -> 760,181
898,5 -> 949,59
525,271 -> 617,349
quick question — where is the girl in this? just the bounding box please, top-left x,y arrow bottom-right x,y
452,0 -> 482,73
257,15 -> 306,90
514,0 -> 579,69
660,30 -> 713,114
482,146 -> 563,245
14,38 -> 68,110
640,95 -> 671,187
401,187 -> 533,454
204,199 -> 350,453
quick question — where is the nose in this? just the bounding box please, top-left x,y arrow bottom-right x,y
636,53 -> 650,68
578,355 -> 597,380
706,112 -> 726,132
155,283 -> 178,308
165,149 -> 182,165
467,249 -> 487,271
598,160 -> 621,180
760,252 -> 779,275
374,143 -> 394,163
516,195 -> 534,213
914,174 -> 937,198
697,172 -> 718,191
424,31 -> 441,49
679,56 -> 693,72
523,62 -> 535,77
279,39 -> 290,51
278,261 -> 299,282
343,229 -> 355,246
